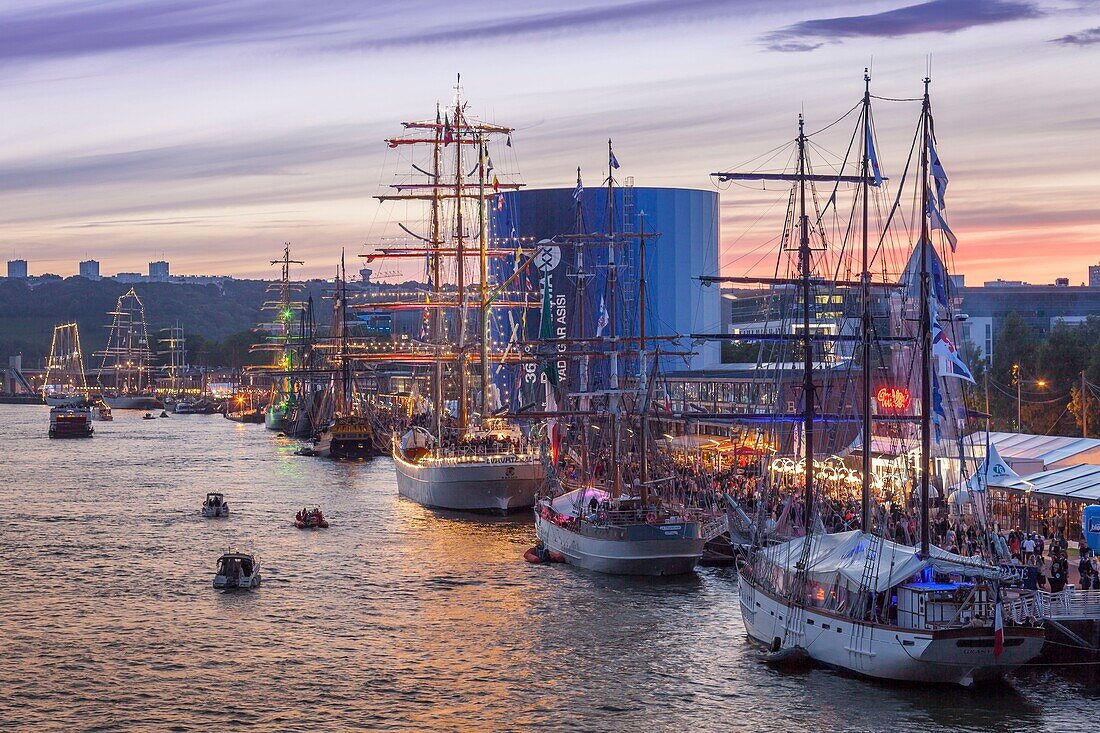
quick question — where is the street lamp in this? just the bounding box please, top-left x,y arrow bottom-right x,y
1013,363 -> 1047,433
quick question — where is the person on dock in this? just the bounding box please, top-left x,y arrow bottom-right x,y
1048,547 -> 1069,593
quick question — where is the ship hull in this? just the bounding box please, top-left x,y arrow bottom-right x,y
534,512 -> 704,576
737,577 -> 1045,686
104,395 -> 163,410
265,405 -> 289,432
393,452 -> 543,514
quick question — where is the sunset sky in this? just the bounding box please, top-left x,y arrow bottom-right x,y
1,0 -> 1098,284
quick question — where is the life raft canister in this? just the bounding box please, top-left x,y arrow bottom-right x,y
646,512 -> 658,524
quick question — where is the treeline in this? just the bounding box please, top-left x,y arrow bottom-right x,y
0,276 -> 331,369
979,313 -> 1100,437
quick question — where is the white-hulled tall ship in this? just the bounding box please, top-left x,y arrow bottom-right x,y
92,288 -> 163,410
364,81 -> 545,513
697,73 -> 1043,684
532,148 -> 726,575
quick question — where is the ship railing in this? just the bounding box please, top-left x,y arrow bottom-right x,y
421,446 -> 539,464
1006,589 -> 1100,622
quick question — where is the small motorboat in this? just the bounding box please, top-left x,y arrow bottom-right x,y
294,443 -> 317,457
201,492 -> 230,518
295,505 -> 329,529
142,412 -> 156,420
213,551 -> 260,590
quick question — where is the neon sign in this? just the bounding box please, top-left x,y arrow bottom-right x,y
875,386 -> 912,412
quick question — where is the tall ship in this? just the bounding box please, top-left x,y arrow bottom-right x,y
365,82 -> 544,513
250,245 -> 324,436
532,148 -> 727,575
313,255 -> 385,460
697,74 -> 1043,684
92,288 -> 163,410
42,322 -> 89,406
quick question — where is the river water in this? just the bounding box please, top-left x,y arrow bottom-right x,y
0,405 -> 1092,732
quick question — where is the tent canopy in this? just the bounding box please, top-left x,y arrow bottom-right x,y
987,463 -> 1100,503
761,530 -> 1002,593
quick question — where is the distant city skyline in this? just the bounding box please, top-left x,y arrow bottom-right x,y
1,1 -> 1098,282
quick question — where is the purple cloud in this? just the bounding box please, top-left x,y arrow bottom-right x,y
1052,26 -> 1100,45
339,0 -> 746,51
0,0 -> 367,62
0,124 -> 374,192
0,0 -> 757,63
763,0 -> 1042,52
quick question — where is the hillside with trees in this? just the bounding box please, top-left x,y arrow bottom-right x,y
0,276 -> 332,370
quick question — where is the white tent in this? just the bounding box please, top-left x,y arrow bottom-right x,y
761,530 -> 1002,593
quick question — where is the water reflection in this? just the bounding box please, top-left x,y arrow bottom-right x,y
0,406 -> 1084,731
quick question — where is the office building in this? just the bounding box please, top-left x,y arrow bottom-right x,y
79,260 -> 101,281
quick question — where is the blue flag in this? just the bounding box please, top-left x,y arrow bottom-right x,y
866,126 -> 883,187
928,191 -> 958,252
929,140 -> 949,211
609,147 -> 620,170
573,174 -> 584,203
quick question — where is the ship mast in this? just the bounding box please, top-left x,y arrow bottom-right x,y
638,211 -> 650,501
454,83 -> 468,432
606,138 -> 621,497
797,115 -> 816,532
860,70 -> 873,532
919,76 -> 933,557
479,134 -> 491,424
575,167 -> 590,482
431,106 -> 444,441
340,250 -> 350,416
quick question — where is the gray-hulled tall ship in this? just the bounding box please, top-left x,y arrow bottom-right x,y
532,146 -> 726,574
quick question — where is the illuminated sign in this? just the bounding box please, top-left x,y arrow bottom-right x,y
875,387 -> 912,412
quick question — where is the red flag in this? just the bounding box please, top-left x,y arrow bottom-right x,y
993,600 -> 1004,660
496,193 -> 505,212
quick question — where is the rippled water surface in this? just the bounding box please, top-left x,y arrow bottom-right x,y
0,405 -> 1093,732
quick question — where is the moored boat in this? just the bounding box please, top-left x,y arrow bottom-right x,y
394,427 -> 543,514
534,485 -> 713,575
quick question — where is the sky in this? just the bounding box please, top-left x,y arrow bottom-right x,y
1,0 -> 1099,284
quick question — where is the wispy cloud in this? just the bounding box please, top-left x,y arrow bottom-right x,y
763,0 -> 1042,52
339,0 -> 744,51
0,0 -> 755,63
1052,26 -> 1100,44
0,124 -> 374,192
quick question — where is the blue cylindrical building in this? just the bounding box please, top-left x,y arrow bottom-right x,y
495,186 -> 722,372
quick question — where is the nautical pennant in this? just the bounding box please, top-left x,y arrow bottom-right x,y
929,140 -> 949,211
866,126 -> 883,187
931,321 -> 975,383
927,191 -> 958,252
